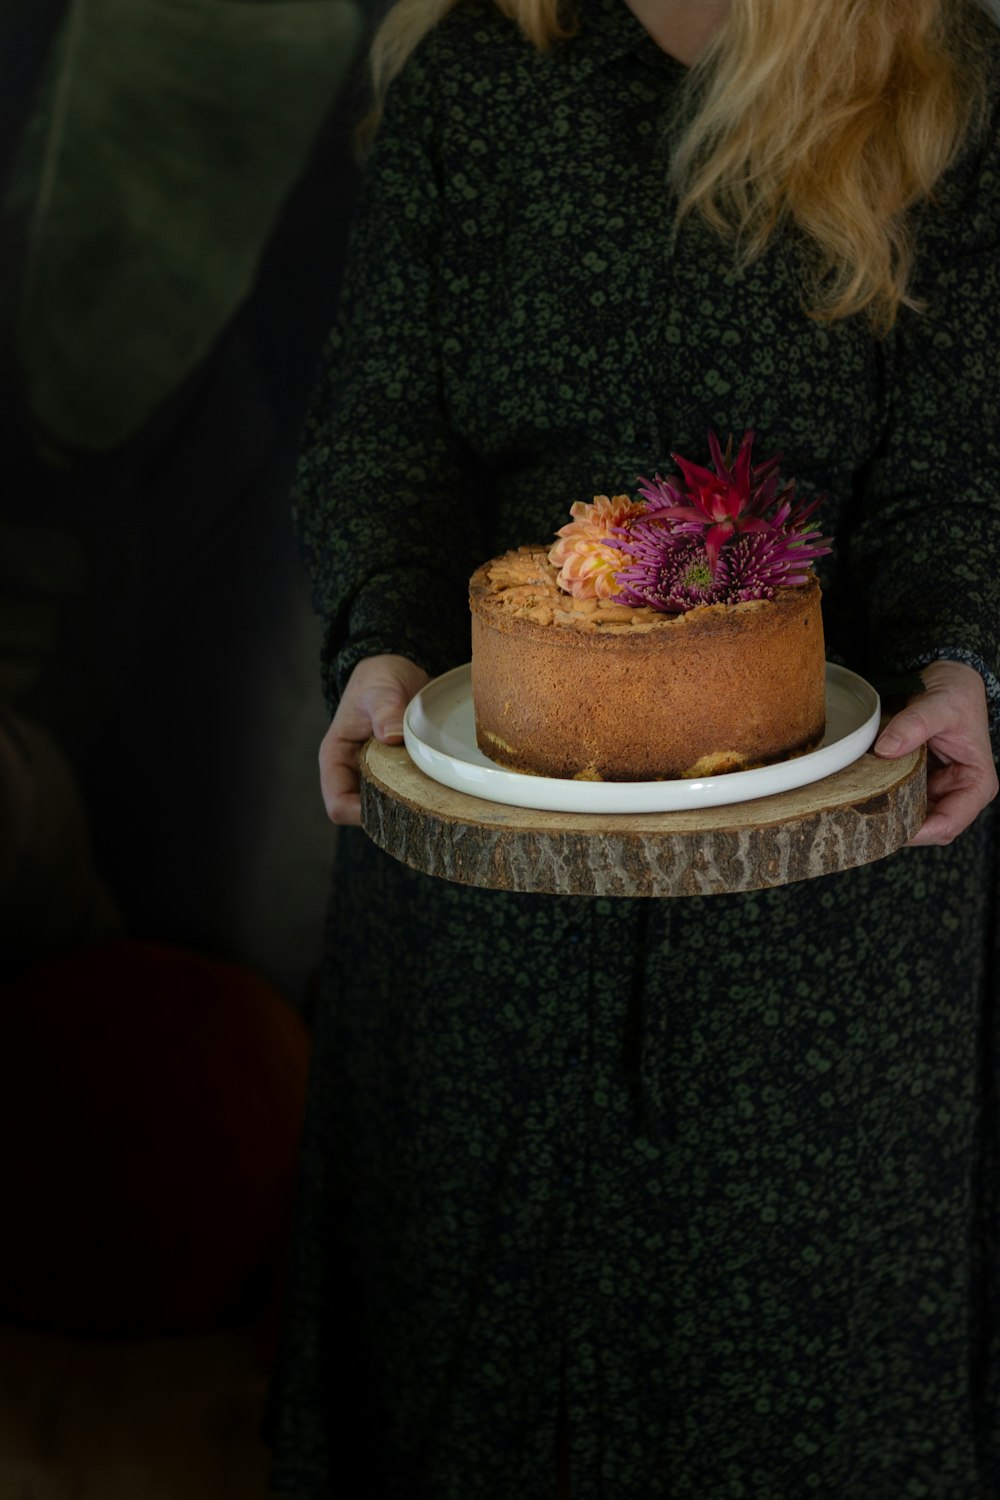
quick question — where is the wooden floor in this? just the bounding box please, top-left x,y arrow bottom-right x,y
0,1321 -> 278,1500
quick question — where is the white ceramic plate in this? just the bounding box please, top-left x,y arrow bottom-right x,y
403,662 -> 880,816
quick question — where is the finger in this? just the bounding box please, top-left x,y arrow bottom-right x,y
375,716 -> 405,742
318,656 -> 429,827
909,773 -> 998,847
873,700 -> 943,759
325,789 -> 362,827
926,760 -> 968,797
925,759 -> 999,804
320,728 -> 359,777
319,732 -> 363,827
362,685 -> 410,743
908,790 -> 984,846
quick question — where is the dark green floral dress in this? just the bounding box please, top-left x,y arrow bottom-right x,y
266,2 -> 1000,1495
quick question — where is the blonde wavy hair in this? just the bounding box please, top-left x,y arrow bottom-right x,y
368,0 -> 992,332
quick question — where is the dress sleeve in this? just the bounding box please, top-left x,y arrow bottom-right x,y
846,74 -> 1000,736
292,50 -> 485,714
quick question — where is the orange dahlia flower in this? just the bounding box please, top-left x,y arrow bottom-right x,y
548,493 -> 647,599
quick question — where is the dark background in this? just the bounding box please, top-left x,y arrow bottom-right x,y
0,8 -> 386,1453
0,0 -> 377,1006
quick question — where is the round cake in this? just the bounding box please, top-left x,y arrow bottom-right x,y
470,547 -> 826,782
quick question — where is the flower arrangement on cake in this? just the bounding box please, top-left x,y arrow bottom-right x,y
469,429 -> 831,781
549,429 -> 830,611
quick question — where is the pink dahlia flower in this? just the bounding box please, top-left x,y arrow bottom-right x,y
548,493 -> 647,599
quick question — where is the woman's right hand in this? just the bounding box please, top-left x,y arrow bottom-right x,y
319,654 -> 430,827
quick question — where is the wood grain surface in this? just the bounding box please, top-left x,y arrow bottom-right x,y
359,740 -> 926,898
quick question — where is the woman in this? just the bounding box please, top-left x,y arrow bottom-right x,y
267,0 -> 1000,1495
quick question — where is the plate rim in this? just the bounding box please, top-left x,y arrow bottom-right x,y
403,661 -> 881,815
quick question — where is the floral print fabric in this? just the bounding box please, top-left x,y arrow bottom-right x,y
267,2 -> 1000,1495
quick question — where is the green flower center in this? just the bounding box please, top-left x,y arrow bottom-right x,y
683,558 -> 713,589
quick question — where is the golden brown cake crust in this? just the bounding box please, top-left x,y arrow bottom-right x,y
469,547 -> 826,781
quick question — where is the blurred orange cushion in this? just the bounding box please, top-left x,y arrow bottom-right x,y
0,939 -> 310,1336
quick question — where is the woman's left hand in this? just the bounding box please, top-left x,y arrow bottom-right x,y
873,659 -> 999,846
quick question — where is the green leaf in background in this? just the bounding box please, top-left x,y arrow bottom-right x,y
11,0 -> 362,461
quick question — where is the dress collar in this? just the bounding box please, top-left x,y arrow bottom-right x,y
559,0 -> 691,78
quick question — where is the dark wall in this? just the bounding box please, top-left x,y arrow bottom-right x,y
0,0 -> 377,1003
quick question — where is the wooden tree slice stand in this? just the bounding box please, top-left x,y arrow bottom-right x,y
359,738 -> 926,899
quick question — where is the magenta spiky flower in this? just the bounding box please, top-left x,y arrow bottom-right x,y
612,522 -> 829,613
603,428 -> 830,613
613,536 -> 717,613
551,430 -> 831,613
636,429 -> 790,576
718,527 -> 831,597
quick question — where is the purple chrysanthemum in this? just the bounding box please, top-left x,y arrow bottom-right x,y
634,430 -> 790,576
550,430 -> 832,612
717,527 -> 830,598
613,536 -> 718,613
609,482 -> 831,614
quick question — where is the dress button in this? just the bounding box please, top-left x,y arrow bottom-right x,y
568,928 -> 582,945
567,1053 -> 580,1068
